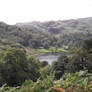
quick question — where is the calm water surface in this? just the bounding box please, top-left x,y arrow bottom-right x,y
37,53 -> 70,64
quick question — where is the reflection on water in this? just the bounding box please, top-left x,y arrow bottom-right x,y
37,53 -> 70,64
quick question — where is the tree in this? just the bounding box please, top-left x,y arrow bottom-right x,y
40,61 -> 48,68
51,56 -> 69,79
66,48 -> 89,73
82,39 -> 92,53
0,48 -> 40,86
1,48 -> 28,86
86,55 -> 92,73
27,56 -> 41,82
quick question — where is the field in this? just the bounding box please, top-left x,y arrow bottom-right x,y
38,48 -> 68,54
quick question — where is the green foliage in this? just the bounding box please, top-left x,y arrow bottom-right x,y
55,70 -> 92,92
14,75 -> 54,92
82,39 -> 92,53
1,71 -> 92,92
67,47 -> 92,73
0,48 -> 28,86
27,56 -> 41,82
0,48 -> 40,86
51,56 -> 69,79
40,61 -> 48,68
40,65 -> 51,78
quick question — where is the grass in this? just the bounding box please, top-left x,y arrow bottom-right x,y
38,49 -> 52,53
38,48 -> 68,54
56,48 -> 68,53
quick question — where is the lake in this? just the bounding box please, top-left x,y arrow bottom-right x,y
37,52 -> 71,64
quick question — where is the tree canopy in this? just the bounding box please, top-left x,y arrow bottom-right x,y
0,48 -> 40,86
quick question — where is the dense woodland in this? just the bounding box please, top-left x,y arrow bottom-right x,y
0,17 -> 92,51
0,17 -> 92,92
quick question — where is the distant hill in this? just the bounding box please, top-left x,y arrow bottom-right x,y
16,17 -> 92,34
0,17 -> 92,51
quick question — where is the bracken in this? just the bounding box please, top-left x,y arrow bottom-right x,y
54,88 -> 63,92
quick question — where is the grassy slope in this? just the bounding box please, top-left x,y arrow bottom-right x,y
38,48 -> 68,54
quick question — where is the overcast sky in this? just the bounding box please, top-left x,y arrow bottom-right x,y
0,0 -> 92,24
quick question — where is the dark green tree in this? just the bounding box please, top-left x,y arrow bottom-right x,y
86,55 -> 92,73
40,61 -> 48,68
67,48 -> 89,73
27,56 -> 40,82
0,48 -> 40,86
1,48 -> 28,86
51,56 -> 69,79
82,39 -> 92,53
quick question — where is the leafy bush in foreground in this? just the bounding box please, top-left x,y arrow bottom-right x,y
1,70 -> 92,92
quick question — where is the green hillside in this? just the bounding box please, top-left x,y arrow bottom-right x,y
0,17 -> 92,53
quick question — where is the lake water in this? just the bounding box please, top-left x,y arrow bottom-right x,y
37,53 -> 70,64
